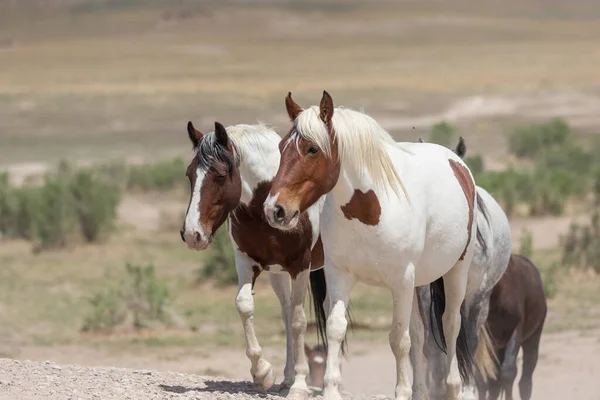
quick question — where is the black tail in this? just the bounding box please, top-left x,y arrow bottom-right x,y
475,192 -> 490,258
429,277 -> 475,384
309,268 -> 353,357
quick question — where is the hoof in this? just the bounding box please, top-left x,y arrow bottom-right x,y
279,378 -> 293,392
286,388 -> 310,400
253,361 -> 276,390
322,388 -> 343,400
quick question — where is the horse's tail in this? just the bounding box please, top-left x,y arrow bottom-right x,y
475,192 -> 490,258
474,323 -> 498,382
309,268 -> 353,357
429,277 -> 475,383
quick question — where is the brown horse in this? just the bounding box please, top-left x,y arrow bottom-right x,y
180,121 -> 331,400
304,343 -> 327,389
476,254 -> 547,400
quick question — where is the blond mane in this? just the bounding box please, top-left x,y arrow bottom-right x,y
294,106 -> 409,200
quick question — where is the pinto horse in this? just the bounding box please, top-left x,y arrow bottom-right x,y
413,137 -> 511,400
476,254 -> 547,400
264,91 -> 490,400
180,121 -> 328,399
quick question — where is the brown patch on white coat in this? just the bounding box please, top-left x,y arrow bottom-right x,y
448,159 -> 475,261
340,189 -> 381,226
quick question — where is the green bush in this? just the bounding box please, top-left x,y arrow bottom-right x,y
464,154 -> 485,176
33,174 -> 78,250
519,229 -> 533,260
508,118 -> 570,158
561,210 -> 600,273
127,158 -> 187,192
429,121 -> 456,147
70,168 -> 121,242
81,287 -> 127,333
541,262 -> 559,300
0,161 -> 122,250
82,262 -> 177,333
198,223 -> 238,286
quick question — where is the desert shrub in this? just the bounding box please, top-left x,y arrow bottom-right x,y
429,121 -> 456,147
197,224 -> 237,286
33,174 -> 78,250
464,154 -> 485,176
561,210 -> 600,273
70,168 -> 121,242
0,173 -> 19,238
0,161 -> 123,249
127,158 -> 187,192
81,287 -> 127,333
593,167 -> 600,205
82,263 -> 177,333
541,262 -> 559,300
123,263 -> 172,329
508,118 -> 570,158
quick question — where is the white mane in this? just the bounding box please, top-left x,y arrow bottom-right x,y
224,123 -> 280,162
294,106 -> 408,199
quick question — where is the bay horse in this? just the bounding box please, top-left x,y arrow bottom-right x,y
476,254 -> 547,400
264,91 -> 491,400
413,137 -> 511,400
180,121 -> 328,399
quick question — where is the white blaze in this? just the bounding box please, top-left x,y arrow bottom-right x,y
184,167 -> 208,242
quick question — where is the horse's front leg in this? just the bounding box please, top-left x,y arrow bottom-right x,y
286,267 -> 311,400
234,250 -> 275,390
322,266 -> 356,400
269,272 -> 294,390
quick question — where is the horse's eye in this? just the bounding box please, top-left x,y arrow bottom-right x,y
307,146 -> 319,155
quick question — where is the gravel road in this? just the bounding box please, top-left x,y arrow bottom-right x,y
0,359 -> 383,400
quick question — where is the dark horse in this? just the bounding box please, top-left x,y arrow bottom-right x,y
476,254 -> 547,400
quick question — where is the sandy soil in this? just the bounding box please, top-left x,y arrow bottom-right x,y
4,329 -> 599,400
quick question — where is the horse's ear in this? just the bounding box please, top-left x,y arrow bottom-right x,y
418,137 -> 425,143
187,121 -> 203,148
214,121 -> 229,147
319,90 -> 334,127
285,92 -> 303,121
455,136 -> 467,159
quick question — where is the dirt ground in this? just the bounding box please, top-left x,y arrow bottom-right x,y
6,328 -> 598,400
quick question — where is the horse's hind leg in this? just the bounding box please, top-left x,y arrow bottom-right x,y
519,323 -> 543,400
389,265 -> 416,400
409,288 -> 429,400
234,250 -> 275,390
269,273 -> 293,390
287,268 -> 311,400
440,258 -> 471,400
498,329 -> 520,400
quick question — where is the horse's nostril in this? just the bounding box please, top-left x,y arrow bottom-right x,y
274,205 -> 285,222
180,230 -> 185,243
194,231 -> 201,243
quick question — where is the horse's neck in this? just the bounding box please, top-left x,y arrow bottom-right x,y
330,145 -> 402,205
236,137 -> 281,204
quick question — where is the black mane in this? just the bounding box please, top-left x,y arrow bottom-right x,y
196,133 -> 236,176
